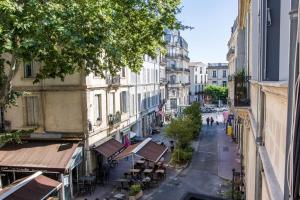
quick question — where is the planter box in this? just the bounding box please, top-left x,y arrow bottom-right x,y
129,190 -> 143,200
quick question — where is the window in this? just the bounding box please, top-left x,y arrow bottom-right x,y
94,94 -> 102,122
170,75 -> 176,84
147,69 -> 150,83
200,67 -> 203,74
172,90 -> 176,96
195,75 -> 198,84
121,68 -> 126,77
171,60 -> 176,68
120,91 -> 127,113
212,81 -> 217,85
143,93 -> 147,110
0,107 -> 4,131
130,94 -> 135,115
222,81 -> 227,87
170,99 -> 177,109
147,92 -> 150,108
213,70 -> 217,78
223,70 -> 227,78
24,60 -> 35,78
138,94 -> 141,112
25,96 -> 39,126
201,76 -> 203,84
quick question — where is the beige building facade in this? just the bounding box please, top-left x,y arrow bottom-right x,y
229,0 -> 295,199
2,54 -> 165,175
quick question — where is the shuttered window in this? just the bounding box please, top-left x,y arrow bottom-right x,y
120,91 -> 128,113
94,94 -> 102,122
25,96 -> 39,126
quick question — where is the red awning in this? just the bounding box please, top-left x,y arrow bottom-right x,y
114,139 -> 168,162
0,172 -> 61,200
94,138 -> 124,158
0,141 -> 79,172
114,143 -> 141,160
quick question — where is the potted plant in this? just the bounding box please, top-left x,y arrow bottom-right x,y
129,184 -> 143,200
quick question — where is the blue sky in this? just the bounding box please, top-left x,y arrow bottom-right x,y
178,0 -> 238,63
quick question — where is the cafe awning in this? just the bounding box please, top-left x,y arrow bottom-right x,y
115,138 -> 168,162
94,138 -> 124,158
0,171 -> 62,200
0,141 -> 80,173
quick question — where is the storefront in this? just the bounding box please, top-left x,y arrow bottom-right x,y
0,140 -> 83,200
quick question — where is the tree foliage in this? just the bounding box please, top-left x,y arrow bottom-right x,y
204,85 -> 228,102
0,0 -> 184,107
165,117 -> 194,149
183,101 -> 202,138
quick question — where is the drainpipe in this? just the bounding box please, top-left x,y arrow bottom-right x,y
285,0 -> 299,199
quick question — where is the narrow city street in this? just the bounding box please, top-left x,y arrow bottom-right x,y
143,119 -> 239,200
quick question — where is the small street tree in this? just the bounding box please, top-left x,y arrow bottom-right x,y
204,85 -> 228,103
165,117 -> 194,164
182,101 -> 202,138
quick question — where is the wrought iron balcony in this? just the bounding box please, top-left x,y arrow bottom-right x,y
160,57 -> 167,66
108,112 -> 121,126
234,75 -> 251,107
166,53 -> 190,62
160,78 -> 168,85
106,75 -> 121,86
166,67 -> 190,73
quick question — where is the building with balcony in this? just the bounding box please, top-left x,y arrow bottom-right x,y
227,17 -> 247,107
0,52 -> 165,198
227,0 -> 299,200
164,30 -> 190,116
207,63 -> 228,87
188,62 -> 208,103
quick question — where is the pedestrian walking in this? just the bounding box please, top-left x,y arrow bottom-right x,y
206,117 -> 210,126
210,117 -> 214,126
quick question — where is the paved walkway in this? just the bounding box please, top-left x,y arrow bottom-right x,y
143,123 -> 240,200
76,120 -> 240,200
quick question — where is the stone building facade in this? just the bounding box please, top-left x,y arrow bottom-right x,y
164,30 -> 190,116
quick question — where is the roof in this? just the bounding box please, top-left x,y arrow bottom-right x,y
94,138 -> 124,158
0,141 -> 79,172
0,172 -> 61,200
114,139 -> 168,162
207,63 -> 228,69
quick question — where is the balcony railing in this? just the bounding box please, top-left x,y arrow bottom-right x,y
166,53 -> 190,62
168,82 -> 191,87
160,57 -> 167,66
160,78 -> 168,85
108,112 -> 121,126
166,67 -> 190,73
106,75 -> 121,86
234,75 -> 251,107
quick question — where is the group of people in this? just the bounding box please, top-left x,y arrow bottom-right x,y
206,116 -> 219,126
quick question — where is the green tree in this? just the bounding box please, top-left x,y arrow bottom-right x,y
204,85 -> 228,103
165,117 -> 194,164
165,117 -> 194,149
0,0 -> 184,108
183,101 -> 202,138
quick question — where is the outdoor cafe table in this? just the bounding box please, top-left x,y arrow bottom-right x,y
136,160 -> 145,164
155,169 -> 166,179
129,169 -> 141,173
143,169 -> 153,173
114,179 -> 130,189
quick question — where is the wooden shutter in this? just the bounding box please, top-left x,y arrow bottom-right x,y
26,96 -> 38,126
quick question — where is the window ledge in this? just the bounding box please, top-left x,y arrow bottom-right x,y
259,146 -> 284,200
